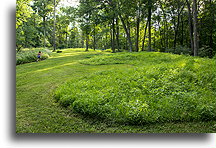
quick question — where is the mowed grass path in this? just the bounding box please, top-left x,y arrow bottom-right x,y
16,48 -> 216,133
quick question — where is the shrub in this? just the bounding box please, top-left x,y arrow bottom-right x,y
165,46 -> 191,55
16,49 -> 51,65
54,52 -> 216,125
198,45 -> 215,58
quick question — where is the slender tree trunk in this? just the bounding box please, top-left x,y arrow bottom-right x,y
158,21 -> 163,49
119,14 -> 133,52
186,0 -> 194,55
209,1 -> 214,49
173,15 -> 179,50
193,0 -> 198,56
181,15 -> 184,45
148,0 -> 152,51
141,20 -> 148,51
93,24 -> 96,51
86,33 -> 89,51
53,0 -> 56,51
81,32 -> 84,48
165,21 -> 169,49
115,17 -> 120,52
173,4 -> 185,50
112,18 -> 116,53
110,25 -> 113,50
105,25 -> 108,49
135,21 -> 140,52
43,16 -> 46,48
135,1 -> 141,52
86,37 -> 89,51
158,0 -> 168,49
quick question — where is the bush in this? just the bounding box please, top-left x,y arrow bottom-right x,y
198,45 -> 215,58
16,49 -> 51,65
54,52 -> 216,125
165,45 -> 191,55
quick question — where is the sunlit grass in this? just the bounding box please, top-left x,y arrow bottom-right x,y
55,51 -> 216,125
16,48 -> 216,133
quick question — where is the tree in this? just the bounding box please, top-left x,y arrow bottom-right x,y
172,1 -> 185,50
147,0 -> 152,51
32,0 -> 56,48
193,0 -> 198,56
78,0 -> 95,51
16,0 -> 216,58
16,0 -> 33,29
117,0 -> 136,52
16,0 -> 33,51
186,0 -> 194,54
53,0 -> 56,51
198,0 -> 216,57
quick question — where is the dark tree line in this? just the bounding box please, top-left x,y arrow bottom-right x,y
16,0 -> 216,57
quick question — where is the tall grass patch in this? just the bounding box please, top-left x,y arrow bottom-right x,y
54,52 -> 216,125
16,48 -> 51,65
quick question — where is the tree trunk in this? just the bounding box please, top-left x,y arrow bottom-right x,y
135,1 -> 141,52
115,17 -> 120,52
86,33 -> 89,51
173,15 -> 179,50
111,18 -> 116,53
173,4 -> 185,51
135,22 -> 140,52
105,25 -> 108,49
193,0 -> 198,56
208,0 -> 214,55
148,0 -> 152,51
181,15 -> 184,45
158,0 -> 168,49
186,0 -> 194,55
119,14 -> 133,52
110,25 -> 113,50
93,24 -> 96,51
43,16 -> 46,48
158,21 -> 163,49
141,20 -> 148,51
53,0 -> 56,51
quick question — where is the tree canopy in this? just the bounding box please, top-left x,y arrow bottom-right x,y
16,0 -> 216,57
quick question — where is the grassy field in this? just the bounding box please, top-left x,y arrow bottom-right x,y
16,48 -> 216,133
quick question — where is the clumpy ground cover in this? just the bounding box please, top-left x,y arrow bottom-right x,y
55,51 -> 216,125
16,48 -> 216,133
16,48 -> 51,65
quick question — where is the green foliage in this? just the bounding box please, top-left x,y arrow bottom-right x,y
16,49 -> 51,65
165,45 -> 191,55
55,52 -> 216,125
16,48 -> 216,133
16,0 -> 33,29
198,45 -> 215,58
16,0 -> 216,58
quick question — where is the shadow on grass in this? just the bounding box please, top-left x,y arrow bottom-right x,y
16,51 -> 101,75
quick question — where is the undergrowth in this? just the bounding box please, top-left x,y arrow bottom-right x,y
54,52 -> 216,125
16,48 -> 51,65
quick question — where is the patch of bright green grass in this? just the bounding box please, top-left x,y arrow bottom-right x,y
16,48 -> 216,133
55,52 -> 216,125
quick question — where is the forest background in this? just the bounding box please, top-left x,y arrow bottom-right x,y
16,0 -> 216,58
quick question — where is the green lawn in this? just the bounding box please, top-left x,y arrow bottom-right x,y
16,48 -> 216,133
